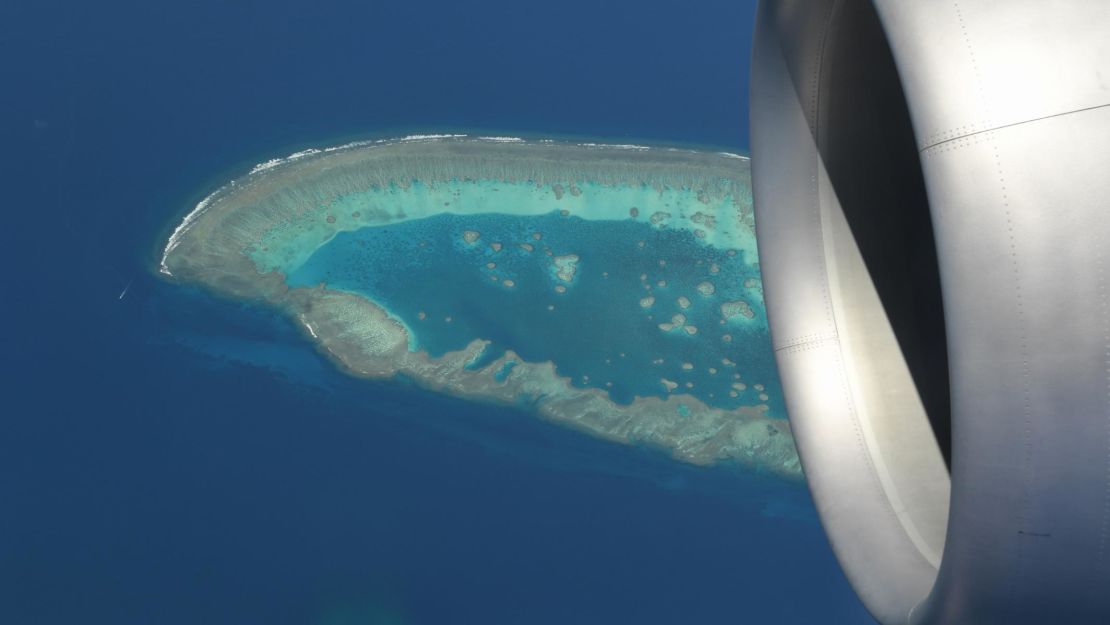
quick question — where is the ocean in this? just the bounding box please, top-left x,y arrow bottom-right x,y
1,0 -> 872,623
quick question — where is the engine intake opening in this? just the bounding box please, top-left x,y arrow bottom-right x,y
818,0 -> 951,468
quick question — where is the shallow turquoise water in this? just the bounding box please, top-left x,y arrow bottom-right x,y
287,211 -> 784,413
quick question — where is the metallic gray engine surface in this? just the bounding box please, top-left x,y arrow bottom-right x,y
750,1 -> 1110,623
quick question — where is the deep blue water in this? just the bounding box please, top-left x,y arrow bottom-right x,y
1,1 -> 872,623
290,211 -> 784,411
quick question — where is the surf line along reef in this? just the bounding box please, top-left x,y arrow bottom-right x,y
159,135 -> 800,479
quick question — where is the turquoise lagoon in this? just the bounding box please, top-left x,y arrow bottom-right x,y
287,210 -> 783,412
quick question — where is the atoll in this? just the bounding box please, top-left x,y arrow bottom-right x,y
158,136 -> 796,478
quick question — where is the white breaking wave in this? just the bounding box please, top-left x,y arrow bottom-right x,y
301,317 -> 319,339
249,147 -> 323,174
160,187 -> 225,276
574,142 -> 652,151
399,133 -> 468,142
251,135 -> 471,173
323,140 -> 373,153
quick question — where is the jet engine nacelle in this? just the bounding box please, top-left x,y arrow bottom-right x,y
749,1 -> 1110,623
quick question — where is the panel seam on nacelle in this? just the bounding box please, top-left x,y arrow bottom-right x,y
919,102 -> 1110,153
809,0 -> 837,333
774,334 -> 838,353
951,0 -> 1037,604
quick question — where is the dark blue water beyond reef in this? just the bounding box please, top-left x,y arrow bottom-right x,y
1,0 -> 873,623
